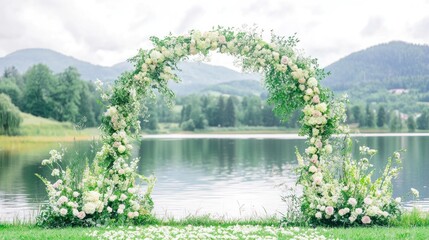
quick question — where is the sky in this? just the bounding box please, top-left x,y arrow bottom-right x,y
1,0 -> 429,69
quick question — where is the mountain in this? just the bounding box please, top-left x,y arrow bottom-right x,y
0,48 -> 124,82
323,41 -> 429,91
0,48 -> 261,95
201,79 -> 266,96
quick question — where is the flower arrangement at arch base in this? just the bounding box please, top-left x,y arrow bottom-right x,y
36,148 -> 156,227
294,135 -> 403,226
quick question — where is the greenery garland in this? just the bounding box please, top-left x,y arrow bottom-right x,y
37,26 -> 402,227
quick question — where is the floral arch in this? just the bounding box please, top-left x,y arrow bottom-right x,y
38,26 -> 401,226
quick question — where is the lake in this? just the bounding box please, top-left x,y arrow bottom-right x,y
1,134 -> 428,222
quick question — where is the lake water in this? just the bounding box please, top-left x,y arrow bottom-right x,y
1,134 -> 428,222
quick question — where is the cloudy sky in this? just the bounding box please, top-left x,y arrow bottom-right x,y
1,0 -> 429,68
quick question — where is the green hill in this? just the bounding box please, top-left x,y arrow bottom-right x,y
201,79 -> 265,96
323,41 -> 429,91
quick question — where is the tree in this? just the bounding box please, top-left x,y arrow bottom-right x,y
376,106 -> 386,128
52,67 -> 81,122
417,110 -> 429,130
223,96 -> 236,127
140,100 -> 158,130
351,106 -> 362,125
215,96 -> 225,126
77,82 -> 97,127
407,116 -> 416,132
389,111 -> 402,132
22,64 -> 57,118
0,79 -> 22,107
0,94 -> 22,135
365,104 -> 375,128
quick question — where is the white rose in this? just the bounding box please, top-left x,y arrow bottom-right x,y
348,198 -> 357,207
118,145 -> 126,153
355,208 -> 363,215
83,202 -> 97,214
309,166 -> 318,173
307,77 -> 318,87
107,207 -> 112,213
73,192 -> 80,198
109,195 -> 117,202
315,212 -> 322,219
120,194 -> 127,201
364,197 -> 372,205
117,208 -> 124,214
60,208 -> 68,216
72,209 -> 79,216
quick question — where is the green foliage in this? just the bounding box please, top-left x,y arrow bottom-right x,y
0,93 -> 22,135
417,110 -> 429,130
377,106 -> 386,128
407,116 -> 416,132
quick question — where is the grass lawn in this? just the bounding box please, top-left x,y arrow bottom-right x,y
1,225 -> 429,240
1,212 -> 429,240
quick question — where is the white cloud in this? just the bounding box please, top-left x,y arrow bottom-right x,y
0,0 -> 428,68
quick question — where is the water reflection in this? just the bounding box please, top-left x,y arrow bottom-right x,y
1,136 -> 429,221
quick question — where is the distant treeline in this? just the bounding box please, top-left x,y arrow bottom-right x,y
0,65 -> 103,128
141,95 -> 302,131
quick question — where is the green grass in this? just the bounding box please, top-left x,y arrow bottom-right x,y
1,211 -> 429,239
19,113 -> 99,137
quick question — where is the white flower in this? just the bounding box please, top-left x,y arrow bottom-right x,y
309,166 -> 318,173
315,103 -> 328,113
57,196 -> 68,205
364,197 -> 372,205
118,145 -> 126,153
324,144 -> 333,154
305,88 -> 313,96
349,216 -> 356,223
411,188 -> 419,198
315,212 -> 322,219
128,188 -> 136,194
305,146 -> 317,155
60,208 -> 67,216
105,106 -> 118,117
281,56 -> 289,65
395,197 -> 401,203
107,207 -> 112,213
41,159 -> 51,165
325,206 -> 334,216
84,191 -> 100,203
127,212 -> 135,219
348,198 -> 357,207
118,169 -> 125,175
83,202 -> 97,214
73,191 -> 80,198
119,204 -> 125,210
77,211 -> 86,220
72,209 -> 79,216
312,128 -> 320,136
339,208 -> 350,216
120,194 -> 127,201
355,208 -> 363,215
361,215 -> 371,224
117,208 -> 124,214
51,169 -> 60,176
307,77 -> 318,87
109,195 -> 117,202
